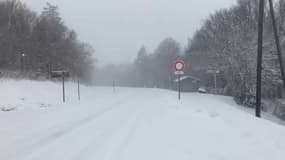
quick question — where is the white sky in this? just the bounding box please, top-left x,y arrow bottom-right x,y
23,0 -> 236,66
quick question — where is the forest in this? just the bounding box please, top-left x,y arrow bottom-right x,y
0,0 -> 95,83
96,0 -> 285,108
2,0 -> 285,107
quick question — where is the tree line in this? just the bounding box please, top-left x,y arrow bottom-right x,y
96,0 -> 285,107
4,0 -> 285,107
185,0 -> 285,106
0,0 -> 95,83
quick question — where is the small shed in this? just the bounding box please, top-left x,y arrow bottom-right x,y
174,75 -> 202,92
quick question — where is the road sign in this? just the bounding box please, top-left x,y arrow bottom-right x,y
51,70 -> 70,103
175,71 -> 184,75
51,70 -> 70,78
174,60 -> 185,101
174,60 -> 185,71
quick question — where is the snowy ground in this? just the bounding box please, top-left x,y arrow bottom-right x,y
1,80 -> 285,160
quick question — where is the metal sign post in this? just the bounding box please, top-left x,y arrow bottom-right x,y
174,60 -> 185,101
178,74 -> 181,100
51,70 -> 70,103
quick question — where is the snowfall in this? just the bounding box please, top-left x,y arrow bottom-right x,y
0,79 -> 285,160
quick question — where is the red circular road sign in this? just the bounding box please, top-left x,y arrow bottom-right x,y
174,60 -> 185,71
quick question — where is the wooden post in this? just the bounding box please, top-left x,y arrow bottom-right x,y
256,0 -> 265,118
78,79 -> 80,101
62,74 -> 65,103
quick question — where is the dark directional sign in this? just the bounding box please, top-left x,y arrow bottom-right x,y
51,70 -> 70,103
51,70 -> 70,78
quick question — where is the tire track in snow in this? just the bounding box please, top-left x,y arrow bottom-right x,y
71,101 -> 140,160
107,96 -> 177,160
3,99 -> 127,160
20,94 -> 142,160
70,97 -> 146,160
108,110 -> 142,160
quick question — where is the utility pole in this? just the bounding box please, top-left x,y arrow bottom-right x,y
256,0 -> 285,118
268,0 -> 285,90
256,0 -> 265,118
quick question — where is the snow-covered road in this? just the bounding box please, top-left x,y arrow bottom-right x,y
1,80 -> 285,160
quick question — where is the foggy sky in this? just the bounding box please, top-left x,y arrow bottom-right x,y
23,0 -> 236,66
